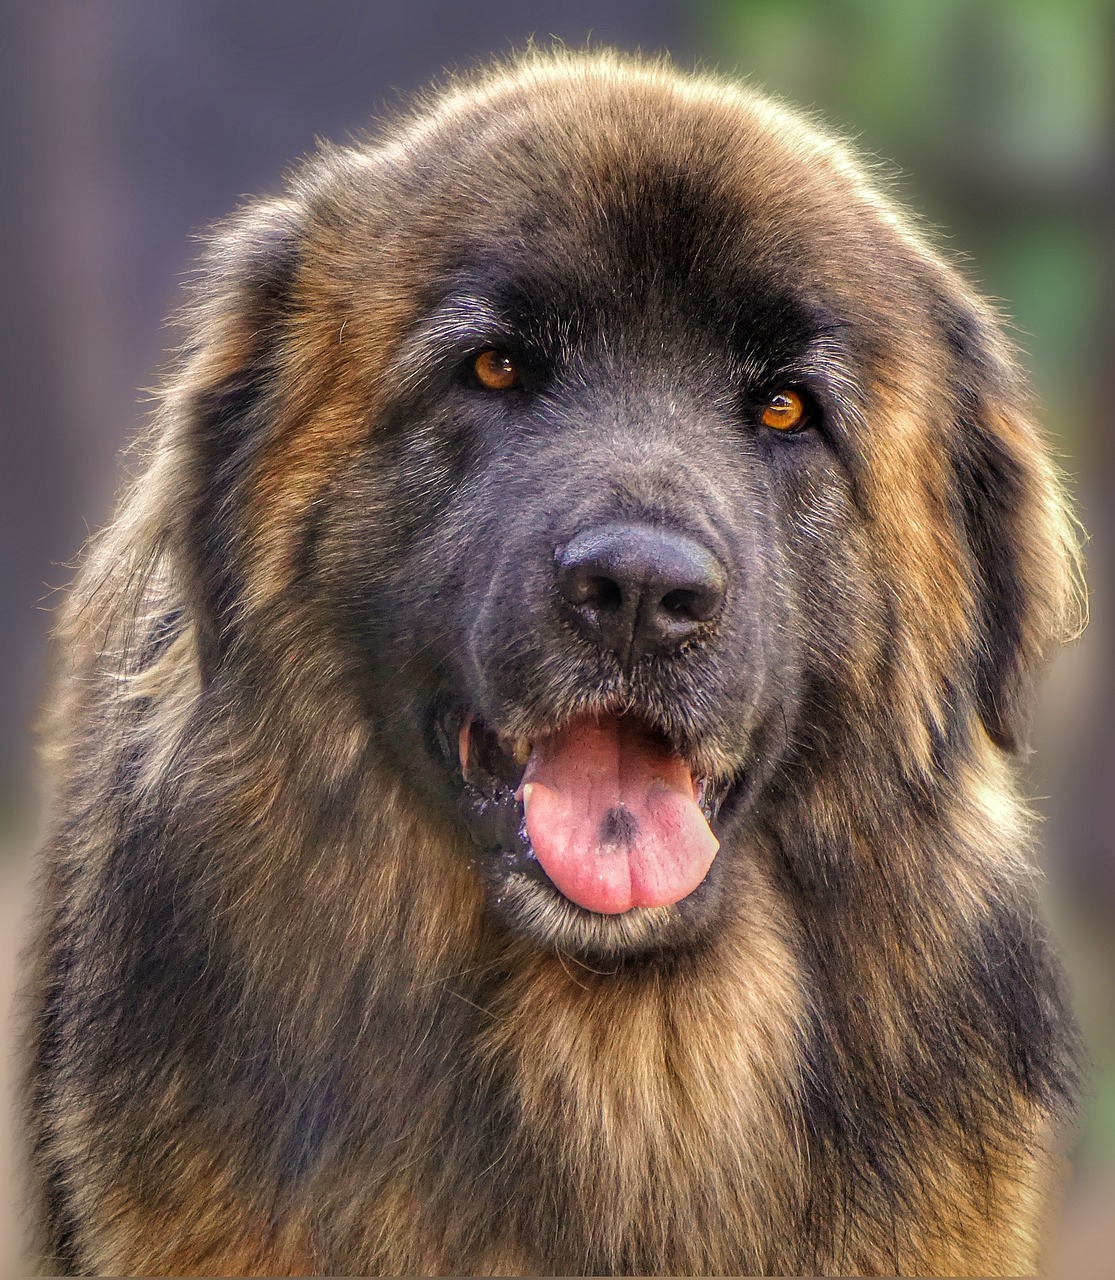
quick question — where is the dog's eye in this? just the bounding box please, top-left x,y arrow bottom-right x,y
471,349 -> 521,391
760,389 -> 808,432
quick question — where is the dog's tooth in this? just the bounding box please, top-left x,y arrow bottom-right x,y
496,732 -> 532,766
459,717 -> 474,776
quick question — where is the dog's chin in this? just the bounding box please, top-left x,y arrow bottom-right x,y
446,708 -> 739,958
481,857 -> 728,959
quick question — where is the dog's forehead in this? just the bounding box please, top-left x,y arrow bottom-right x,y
346,64 -> 923,341
443,99 -> 820,273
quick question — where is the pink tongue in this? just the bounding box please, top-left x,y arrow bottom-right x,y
519,718 -> 719,915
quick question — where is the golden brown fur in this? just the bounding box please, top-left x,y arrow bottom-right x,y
22,52 -> 1083,1275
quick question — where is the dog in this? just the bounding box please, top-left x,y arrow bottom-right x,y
22,51 -> 1083,1275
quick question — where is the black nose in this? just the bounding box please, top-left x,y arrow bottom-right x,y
556,523 -> 726,663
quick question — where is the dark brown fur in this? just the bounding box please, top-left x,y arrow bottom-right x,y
22,52 -> 1084,1275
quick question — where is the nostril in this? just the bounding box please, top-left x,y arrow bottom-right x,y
562,569 -> 624,611
662,587 -> 699,621
662,582 -> 722,622
588,576 -> 623,612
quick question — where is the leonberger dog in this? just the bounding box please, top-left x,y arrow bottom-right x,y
22,51 -> 1083,1276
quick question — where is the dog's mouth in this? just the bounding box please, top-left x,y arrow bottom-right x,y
454,711 -> 732,917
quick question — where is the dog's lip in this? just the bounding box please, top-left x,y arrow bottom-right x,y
455,710 -> 731,824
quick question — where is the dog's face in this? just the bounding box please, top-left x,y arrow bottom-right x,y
178,59 -> 1076,959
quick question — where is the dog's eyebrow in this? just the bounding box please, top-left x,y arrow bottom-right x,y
389,295 -> 514,393
422,294 -> 510,343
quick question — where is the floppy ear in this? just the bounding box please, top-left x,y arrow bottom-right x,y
165,199 -> 304,673
941,298 -> 1084,753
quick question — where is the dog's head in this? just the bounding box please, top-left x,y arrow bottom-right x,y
146,54 -> 1081,957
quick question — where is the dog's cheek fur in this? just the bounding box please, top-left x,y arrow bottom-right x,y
763,435 -> 887,747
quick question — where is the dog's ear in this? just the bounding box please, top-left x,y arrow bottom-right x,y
164,199 -> 304,671
940,295 -> 1085,753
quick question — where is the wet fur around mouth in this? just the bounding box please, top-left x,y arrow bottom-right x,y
21,49 -> 1084,1278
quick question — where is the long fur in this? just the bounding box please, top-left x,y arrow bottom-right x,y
22,51 -> 1084,1276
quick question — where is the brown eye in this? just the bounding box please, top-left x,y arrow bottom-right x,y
472,349 -> 521,391
760,389 -> 808,432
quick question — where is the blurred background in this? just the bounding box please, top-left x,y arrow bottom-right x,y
1,0 -> 1111,1273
